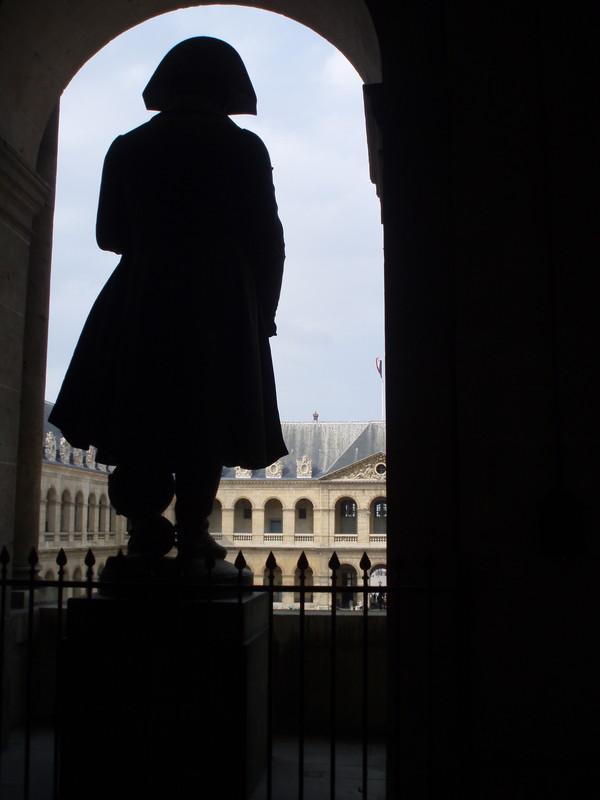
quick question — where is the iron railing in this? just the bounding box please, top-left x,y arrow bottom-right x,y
0,546 -> 388,800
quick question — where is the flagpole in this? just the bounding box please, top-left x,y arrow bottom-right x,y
376,357 -> 385,421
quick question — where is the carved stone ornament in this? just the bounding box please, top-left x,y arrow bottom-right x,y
59,437 -> 71,464
235,466 -> 253,478
72,448 -> 83,467
97,462 -> 107,472
296,455 -> 312,478
329,456 -> 387,482
85,446 -> 96,469
44,431 -> 56,461
266,461 -> 283,479
349,462 -> 386,481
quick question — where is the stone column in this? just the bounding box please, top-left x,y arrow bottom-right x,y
357,506 -> 370,544
252,505 -> 265,538
0,122 -> 54,573
282,507 -> 295,542
221,507 -> 234,536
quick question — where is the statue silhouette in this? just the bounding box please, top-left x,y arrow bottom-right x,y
49,37 -> 287,562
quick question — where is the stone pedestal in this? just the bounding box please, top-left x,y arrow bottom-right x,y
58,591 -> 268,799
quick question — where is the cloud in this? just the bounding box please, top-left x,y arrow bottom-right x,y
46,6 -> 384,421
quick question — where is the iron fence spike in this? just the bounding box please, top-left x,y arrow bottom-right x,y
297,551 -> 309,571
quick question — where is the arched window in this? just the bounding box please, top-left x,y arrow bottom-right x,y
45,488 -> 58,532
109,505 -> 117,533
295,499 -> 314,534
72,566 -> 84,598
87,493 -> 96,533
208,498 -> 222,533
264,499 -> 283,534
370,497 -> 387,535
98,494 -> 109,532
234,499 -> 252,534
336,497 -> 357,535
74,491 -> 84,532
370,566 -> 387,610
263,564 -> 283,603
60,490 -> 72,532
294,566 -> 314,604
336,564 -> 358,609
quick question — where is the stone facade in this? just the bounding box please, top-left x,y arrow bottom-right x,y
38,404 -> 387,606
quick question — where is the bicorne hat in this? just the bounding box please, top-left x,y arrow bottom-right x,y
142,36 -> 257,115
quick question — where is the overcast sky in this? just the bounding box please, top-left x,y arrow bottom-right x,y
46,5 -> 384,422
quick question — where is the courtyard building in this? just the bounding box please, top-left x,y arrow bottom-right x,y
39,402 -> 387,606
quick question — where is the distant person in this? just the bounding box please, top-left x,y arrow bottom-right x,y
49,37 -> 287,560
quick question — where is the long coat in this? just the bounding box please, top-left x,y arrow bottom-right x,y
49,108 -> 287,470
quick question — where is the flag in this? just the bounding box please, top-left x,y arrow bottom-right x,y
376,357 -> 383,379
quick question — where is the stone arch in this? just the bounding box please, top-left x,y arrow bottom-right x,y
74,491 -> 85,533
87,493 -> 97,533
335,496 -> 358,535
0,0 -> 381,165
98,494 -> 109,532
336,563 -> 358,609
233,498 -> 253,534
0,0 -> 382,561
72,565 -> 85,597
263,563 -> 283,603
207,497 -> 222,533
294,498 -> 314,534
370,496 -> 387,535
60,489 -> 72,532
294,564 -> 314,604
45,488 -> 58,533
264,498 -> 283,534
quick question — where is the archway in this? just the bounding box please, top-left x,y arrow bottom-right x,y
74,491 -> 85,533
60,490 -> 72,533
87,494 -> 97,534
335,497 -> 358,536
45,488 -> 58,533
294,499 -> 314,535
207,498 -> 222,533
263,563 -> 283,603
370,496 -> 387,535
233,498 -> 253,533
0,0 -> 382,566
336,563 -> 358,609
264,499 -> 283,534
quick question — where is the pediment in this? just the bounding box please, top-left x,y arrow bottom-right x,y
321,452 -> 386,482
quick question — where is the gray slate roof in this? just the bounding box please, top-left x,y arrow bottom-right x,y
43,401 -> 385,479
221,421 -> 386,479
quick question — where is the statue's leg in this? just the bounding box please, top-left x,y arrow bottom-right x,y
174,463 -> 227,559
108,465 -> 176,558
